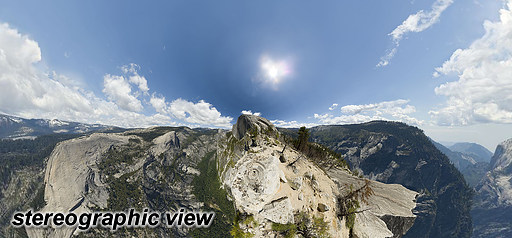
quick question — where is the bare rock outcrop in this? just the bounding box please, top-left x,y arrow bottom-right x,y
227,153 -> 286,214
27,133 -> 129,238
328,168 -> 417,238
232,114 -> 277,140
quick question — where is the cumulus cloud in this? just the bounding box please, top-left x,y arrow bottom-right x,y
431,0 -> 512,125
169,99 -> 233,127
328,103 -> 338,111
103,74 -> 143,112
378,0 -> 454,67
241,110 -> 262,117
0,23 -> 93,118
0,22 -> 232,128
121,63 -> 149,93
317,99 -> 423,126
150,94 -> 168,114
270,119 -> 318,128
270,99 -> 422,129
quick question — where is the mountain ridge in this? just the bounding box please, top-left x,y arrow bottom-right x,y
0,113 -> 121,140
280,121 -> 473,238
449,143 -> 493,163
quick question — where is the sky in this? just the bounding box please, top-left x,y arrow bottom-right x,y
0,0 -> 511,150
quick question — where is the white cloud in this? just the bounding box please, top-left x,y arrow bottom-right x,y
340,99 -> 415,115
314,113 -> 380,125
270,99 -> 422,129
431,0 -> 512,125
150,94 -> 168,114
241,110 -> 262,117
0,23 -> 41,65
378,0 -> 454,67
169,99 -> 233,127
270,119 -> 318,128
319,99 -> 423,126
0,22 -> 232,129
390,0 -> 454,42
328,103 -> 339,111
103,74 -> 143,112
0,23 -> 93,117
377,48 -> 397,67
121,63 -> 149,93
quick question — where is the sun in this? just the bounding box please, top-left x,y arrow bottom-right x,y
260,56 -> 291,88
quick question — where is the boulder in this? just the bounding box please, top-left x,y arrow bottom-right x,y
259,197 -> 294,224
317,203 -> 330,212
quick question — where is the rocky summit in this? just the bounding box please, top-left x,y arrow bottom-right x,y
15,115 -> 420,238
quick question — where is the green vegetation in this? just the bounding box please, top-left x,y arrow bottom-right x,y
191,151 -> 236,238
0,134 -> 79,187
273,212 -> 330,238
107,170 -> 142,210
29,185 -> 46,210
230,213 -> 259,238
337,179 -> 374,233
230,224 -> 254,238
242,215 -> 258,227
98,144 -> 145,176
229,212 -> 256,238
272,222 -> 297,238
271,212 -> 330,238
287,126 -> 348,169
295,126 -> 310,151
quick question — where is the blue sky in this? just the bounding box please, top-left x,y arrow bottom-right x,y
0,0 -> 511,150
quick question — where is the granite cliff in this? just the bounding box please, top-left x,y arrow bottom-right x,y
472,138 -> 512,238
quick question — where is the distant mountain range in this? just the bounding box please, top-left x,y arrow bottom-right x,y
448,142 -> 493,163
432,141 -> 492,187
433,138 -> 512,237
0,114 -> 121,139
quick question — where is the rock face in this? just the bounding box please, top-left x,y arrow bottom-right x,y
226,153 -> 286,214
232,114 -> 277,140
293,121 -> 473,238
327,168 -> 417,238
27,134 -> 129,238
472,138 -> 512,238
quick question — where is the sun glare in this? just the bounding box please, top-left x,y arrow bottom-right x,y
260,56 -> 291,87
